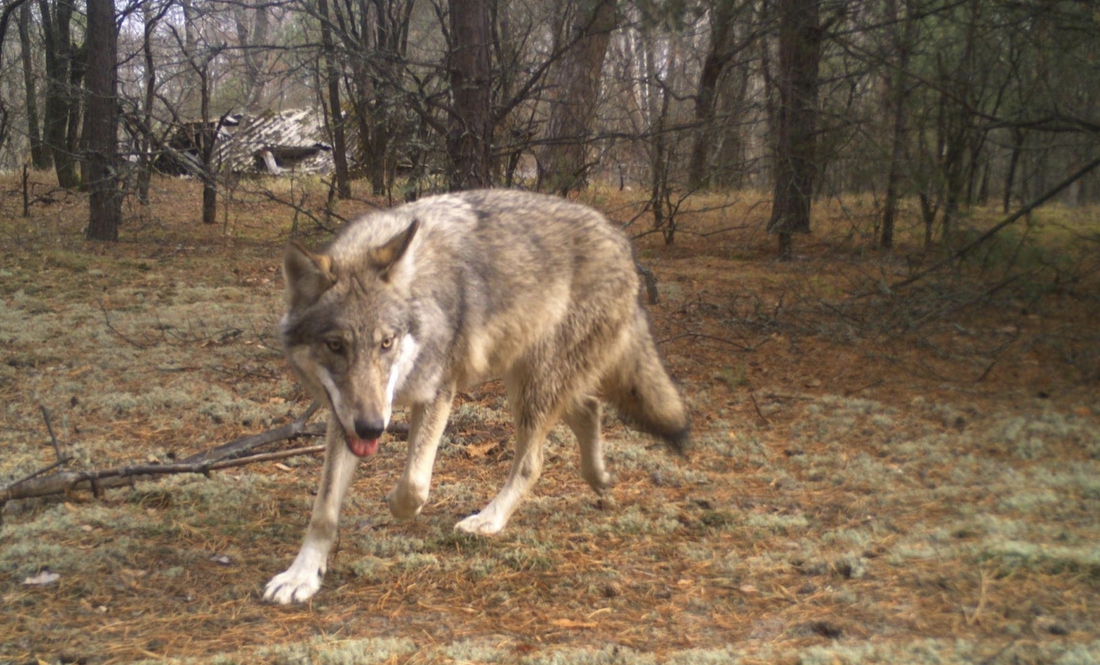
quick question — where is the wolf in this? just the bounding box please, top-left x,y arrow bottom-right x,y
263,189 -> 688,604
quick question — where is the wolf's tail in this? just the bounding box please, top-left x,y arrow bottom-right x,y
604,309 -> 691,455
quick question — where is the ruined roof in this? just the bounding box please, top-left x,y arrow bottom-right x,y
159,108 -> 346,176
214,109 -> 334,174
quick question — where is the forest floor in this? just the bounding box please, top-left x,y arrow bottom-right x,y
1,174 -> 1099,665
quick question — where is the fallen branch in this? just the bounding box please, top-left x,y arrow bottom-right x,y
2,402 -> 416,509
4,444 -> 326,505
2,402 -> 327,506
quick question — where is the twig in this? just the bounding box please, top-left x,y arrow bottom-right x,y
100,301 -> 150,349
39,404 -> 65,462
658,331 -> 754,351
843,379 -> 884,397
749,391 -> 771,427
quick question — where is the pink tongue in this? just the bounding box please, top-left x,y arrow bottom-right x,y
346,436 -> 380,457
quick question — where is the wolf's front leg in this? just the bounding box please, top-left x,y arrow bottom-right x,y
264,420 -> 359,604
387,386 -> 454,519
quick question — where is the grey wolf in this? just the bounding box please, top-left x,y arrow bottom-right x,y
263,189 -> 688,604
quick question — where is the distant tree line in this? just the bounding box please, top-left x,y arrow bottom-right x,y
0,0 -> 1096,252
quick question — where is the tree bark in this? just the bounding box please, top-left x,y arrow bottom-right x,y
233,0 -> 270,112
688,0 -> 738,191
1003,127 -> 1024,213
136,2 -> 160,206
19,3 -> 50,170
537,0 -> 617,195
447,0 -> 493,191
40,0 -> 81,189
318,0 -> 351,199
200,66 -> 217,225
766,0 -> 822,259
84,0 -> 120,241
879,0 -> 913,250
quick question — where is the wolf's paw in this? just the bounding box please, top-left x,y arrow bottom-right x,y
386,481 -> 428,520
583,468 -> 614,493
263,561 -> 324,604
454,511 -> 505,536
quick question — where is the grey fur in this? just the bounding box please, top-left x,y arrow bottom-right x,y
263,189 -> 689,604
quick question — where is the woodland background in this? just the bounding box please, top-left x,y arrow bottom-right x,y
0,0 -> 1097,247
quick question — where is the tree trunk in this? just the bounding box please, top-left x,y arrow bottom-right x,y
20,3 -> 50,170
136,2 -> 159,206
84,0 -> 120,241
40,0 -> 80,189
318,0 -> 351,199
766,0 -> 822,259
879,0 -> 913,250
233,0 -> 270,112
447,0 -> 493,191
199,66 -> 217,225
688,0 -> 738,191
537,0 -> 617,195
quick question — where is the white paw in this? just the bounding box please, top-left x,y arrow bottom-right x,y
263,559 -> 324,604
386,481 -> 427,520
454,511 -> 505,536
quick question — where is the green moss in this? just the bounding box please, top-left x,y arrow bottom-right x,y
259,636 -> 415,665
521,645 -> 656,665
975,539 -> 1100,577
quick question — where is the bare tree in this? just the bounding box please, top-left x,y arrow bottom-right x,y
39,0 -> 81,189
232,0 -> 272,112
447,0 -> 493,190
879,0 -> 915,249
19,2 -> 50,169
767,0 -> 824,260
687,0 -> 746,192
84,0 -> 120,240
317,0 -> 350,199
537,0 -> 617,195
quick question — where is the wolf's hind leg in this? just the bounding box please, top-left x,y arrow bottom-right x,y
387,386 -> 454,520
264,420 -> 358,604
454,420 -> 550,535
564,395 -> 612,493
455,371 -> 556,535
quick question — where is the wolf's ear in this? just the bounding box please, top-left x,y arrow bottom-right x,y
369,219 -> 419,281
284,241 -> 337,308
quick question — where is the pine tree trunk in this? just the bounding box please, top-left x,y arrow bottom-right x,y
447,0 -> 493,191
40,0 -> 80,189
688,0 -> 736,191
84,0 -> 120,241
537,0 -> 617,195
318,0 -> 351,199
767,0 -> 823,259
20,3 -> 50,170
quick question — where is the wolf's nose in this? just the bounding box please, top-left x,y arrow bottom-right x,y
353,419 -> 385,441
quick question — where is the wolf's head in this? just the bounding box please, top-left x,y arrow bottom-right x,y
280,221 -> 422,457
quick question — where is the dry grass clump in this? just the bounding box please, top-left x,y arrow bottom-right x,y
2,175 -> 1099,663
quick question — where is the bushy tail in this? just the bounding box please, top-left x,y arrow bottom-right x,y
604,310 -> 691,455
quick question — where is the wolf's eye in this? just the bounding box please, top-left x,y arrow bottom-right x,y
325,339 -> 344,354
381,336 -> 394,350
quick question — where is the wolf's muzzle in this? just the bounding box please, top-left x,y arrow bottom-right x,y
344,418 -> 385,458
354,418 -> 385,441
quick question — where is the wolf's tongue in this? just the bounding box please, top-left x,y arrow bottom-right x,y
345,435 -> 380,458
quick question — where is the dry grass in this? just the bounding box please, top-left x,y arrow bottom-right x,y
1,173 -> 1098,664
